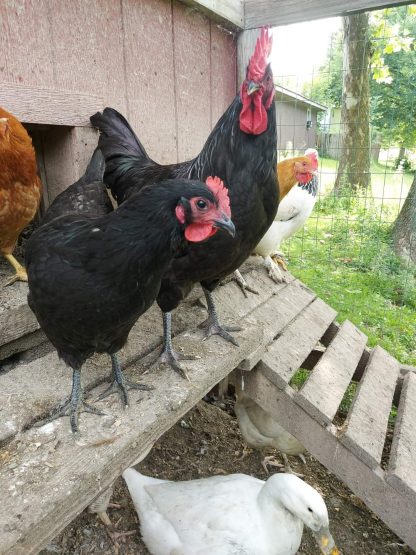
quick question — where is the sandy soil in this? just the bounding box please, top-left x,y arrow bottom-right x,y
38,398 -> 412,555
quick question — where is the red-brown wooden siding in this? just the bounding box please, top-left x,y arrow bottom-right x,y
0,0 -> 237,201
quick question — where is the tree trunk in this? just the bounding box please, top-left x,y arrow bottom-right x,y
392,172 -> 416,263
334,13 -> 371,193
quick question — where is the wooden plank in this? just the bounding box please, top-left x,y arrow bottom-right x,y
239,280 -> 315,371
178,0 -> 244,29
0,268 -> 275,443
341,346 -> 400,469
258,297 -> 337,389
387,372 -> 416,505
210,22 -> 237,124
243,367 -> 416,551
237,29 -> 260,87
0,320 -> 262,555
296,320 -> 367,425
244,0 -> 415,29
173,2 -> 212,162
0,83 -> 102,126
122,0 -> 177,164
0,304 -> 40,348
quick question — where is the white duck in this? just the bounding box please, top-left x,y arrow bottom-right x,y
122,468 -> 339,555
235,390 -> 306,474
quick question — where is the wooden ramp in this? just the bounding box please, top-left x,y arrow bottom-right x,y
0,260 -> 415,553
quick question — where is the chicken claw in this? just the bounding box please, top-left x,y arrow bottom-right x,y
232,270 -> 259,298
3,254 -> 28,285
199,288 -> 241,346
35,368 -> 107,434
263,255 -> 286,283
97,353 -> 154,406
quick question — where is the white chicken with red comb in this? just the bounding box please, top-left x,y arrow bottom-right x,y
255,148 -> 319,282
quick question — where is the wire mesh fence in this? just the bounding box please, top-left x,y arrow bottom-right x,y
272,5 -> 416,365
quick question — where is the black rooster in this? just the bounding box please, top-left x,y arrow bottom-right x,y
26,152 -> 235,433
91,28 -> 277,375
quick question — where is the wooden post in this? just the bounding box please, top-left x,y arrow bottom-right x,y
236,28 -> 259,88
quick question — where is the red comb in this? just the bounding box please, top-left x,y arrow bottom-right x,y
206,176 -> 231,217
247,27 -> 273,82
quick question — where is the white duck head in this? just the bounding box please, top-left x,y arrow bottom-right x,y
262,473 -> 339,555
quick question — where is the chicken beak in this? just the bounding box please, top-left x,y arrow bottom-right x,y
247,80 -> 260,95
313,527 -> 339,555
213,215 -> 236,237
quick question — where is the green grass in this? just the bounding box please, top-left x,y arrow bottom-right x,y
283,159 -> 416,367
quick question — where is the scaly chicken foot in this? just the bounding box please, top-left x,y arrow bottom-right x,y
263,255 -> 285,283
97,511 -> 137,554
232,270 -> 259,298
262,454 -> 304,478
157,312 -> 198,380
199,288 -> 241,346
35,368 -> 106,434
3,253 -> 28,286
271,252 -> 288,271
97,353 -> 154,406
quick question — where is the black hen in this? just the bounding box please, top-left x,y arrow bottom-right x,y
26,173 -> 235,433
41,148 -> 113,225
91,28 -> 278,374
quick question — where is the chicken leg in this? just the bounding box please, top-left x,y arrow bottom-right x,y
97,353 -> 154,405
36,368 -> 106,434
3,253 -> 28,285
157,312 -> 200,380
199,287 -> 241,346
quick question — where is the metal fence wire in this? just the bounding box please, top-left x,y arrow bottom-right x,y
271,5 -> 415,364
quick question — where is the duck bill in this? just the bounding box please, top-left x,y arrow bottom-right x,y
213,216 -> 236,237
313,527 -> 339,555
247,80 -> 260,95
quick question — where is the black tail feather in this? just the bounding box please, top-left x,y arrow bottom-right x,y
90,108 -> 150,162
84,148 -> 106,183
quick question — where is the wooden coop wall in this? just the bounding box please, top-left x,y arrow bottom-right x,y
0,0 -> 237,206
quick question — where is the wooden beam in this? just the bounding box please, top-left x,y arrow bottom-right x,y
0,83 -> 103,126
178,0 -> 244,29
237,28 -> 260,87
244,1 -> 415,29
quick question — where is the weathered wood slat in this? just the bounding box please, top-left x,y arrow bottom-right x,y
243,367 -> 416,551
0,269 -> 274,443
244,0 -> 414,28
0,303 -> 40,348
296,320 -> 367,425
387,371 -> 416,505
258,297 -> 337,389
238,280 -> 315,371
0,321 -> 262,555
0,83 -> 103,126
179,0 -> 244,29
341,346 -> 399,469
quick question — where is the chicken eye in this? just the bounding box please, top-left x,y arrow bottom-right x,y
196,199 -> 208,210
307,507 -> 313,513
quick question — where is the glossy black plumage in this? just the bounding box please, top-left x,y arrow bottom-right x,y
91,94 -> 278,314
25,179 -> 218,370
41,148 -> 113,226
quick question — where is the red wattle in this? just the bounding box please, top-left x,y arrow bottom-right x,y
239,89 -> 268,135
185,224 -> 217,242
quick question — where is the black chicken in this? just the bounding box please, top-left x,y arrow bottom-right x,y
41,148 -> 113,225
90,28 -> 277,375
26,151 -> 235,433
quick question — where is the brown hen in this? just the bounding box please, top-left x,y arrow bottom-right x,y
0,107 -> 42,285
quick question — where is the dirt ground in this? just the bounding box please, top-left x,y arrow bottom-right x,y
37,397 -> 412,555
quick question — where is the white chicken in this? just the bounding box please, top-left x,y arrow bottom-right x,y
235,389 -> 306,475
255,148 -> 319,283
